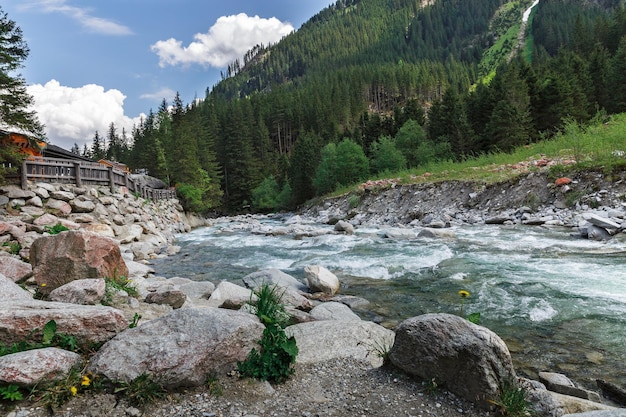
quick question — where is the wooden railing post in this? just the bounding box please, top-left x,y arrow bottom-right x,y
21,160 -> 28,189
74,162 -> 82,187
108,166 -> 115,193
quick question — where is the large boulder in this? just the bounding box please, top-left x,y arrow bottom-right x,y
0,300 -> 128,345
388,313 -> 516,409
304,265 -> 340,295
286,320 -> 394,367
30,230 -> 128,294
87,308 -> 264,388
0,347 -> 82,386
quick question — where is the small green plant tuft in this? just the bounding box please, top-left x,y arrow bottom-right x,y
423,377 -> 438,395
206,374 -> 223,397
238,284 -> 298,383
33,367 -> 85,408
114,373 -> 166,408
2,241 -> 21,255
490,379 -> 532,417
368,338 -> 393,366
129,312 -> 142,329
44,223 -> 69,235
0,384 -> 24,402
103,275 -> 138,305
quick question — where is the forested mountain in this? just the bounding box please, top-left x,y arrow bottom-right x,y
90,0 -> 626,213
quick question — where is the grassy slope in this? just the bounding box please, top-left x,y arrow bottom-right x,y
332,113 -> 626,197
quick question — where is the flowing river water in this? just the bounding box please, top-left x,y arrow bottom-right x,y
150,215 -> 626,390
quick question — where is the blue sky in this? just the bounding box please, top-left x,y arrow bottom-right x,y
2,0 -> 331,149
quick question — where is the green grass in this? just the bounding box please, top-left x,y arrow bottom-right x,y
330,113 -> 626,197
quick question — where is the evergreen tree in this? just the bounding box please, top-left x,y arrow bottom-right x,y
289,131 -> 322,204
90,131 -> 105,160
0,7 -> 44,138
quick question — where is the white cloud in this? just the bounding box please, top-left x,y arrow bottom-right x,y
19,0 -> 132,35
151,13 -> 294,68
140,87 -> 176,102
27,80 -> 142,150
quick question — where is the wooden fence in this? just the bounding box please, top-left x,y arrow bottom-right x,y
11,157 -> 176,201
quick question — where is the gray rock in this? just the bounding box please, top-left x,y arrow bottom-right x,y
587,224 -> 613,241
0,255 -> 32,282
583,213 -> 621,230
243,269 -> 313,311
389,313 -> 516,409
179,281 -> 215,300
0,299 -> 128,345
562,411 -> 626,417
309,301 -> 361,321
0,273 -> 33,301
87,308 -> 264,388
48,278 -> 106,305
286,320 -> 394,367
242,268 -> 307,292
145,288 -> 187,309
383,228 -> 417,239
70,198 -> 96,213
0,347 -> 82,386
208,281 -> 255,308
50,190 -> 75,202
304,265 -> 340,295
330,294 -> 370,309
0,185 -> 35,199
418,228 -> 456,239
45,198 -> 72,216
334,220 -> 354,234
539,371 -> 602,403
19,206 -> 45,217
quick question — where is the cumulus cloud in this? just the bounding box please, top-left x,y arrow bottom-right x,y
151,13 -> 294,68
18,0 -> 132,35
27,80 -> 142,150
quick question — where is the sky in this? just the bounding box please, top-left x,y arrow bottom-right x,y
2,0 -> 332,150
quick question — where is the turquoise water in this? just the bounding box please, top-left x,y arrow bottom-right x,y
150,216 -> 626,389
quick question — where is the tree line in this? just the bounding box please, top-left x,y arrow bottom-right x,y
77,0 -> 626,214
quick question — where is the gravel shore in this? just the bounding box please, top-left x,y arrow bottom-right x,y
7,358 -> 489,417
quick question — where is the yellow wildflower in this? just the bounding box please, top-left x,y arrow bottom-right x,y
458,290 -> 470,298
70,386 -> 78,396
81,375 -> 91,386
40,283 -> 47,287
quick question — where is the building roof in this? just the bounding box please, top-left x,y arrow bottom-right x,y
43,144 -> 93,162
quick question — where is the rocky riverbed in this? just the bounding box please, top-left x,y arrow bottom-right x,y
2,168 -> 626,417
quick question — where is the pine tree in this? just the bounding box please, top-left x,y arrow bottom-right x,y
0,7 -> 44,138
90,131 -> 105,160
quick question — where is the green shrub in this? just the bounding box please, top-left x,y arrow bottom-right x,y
44,223 -> 69,235
238,284 -> 298,383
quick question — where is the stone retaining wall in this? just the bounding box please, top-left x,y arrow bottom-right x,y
0,182 -> 206,262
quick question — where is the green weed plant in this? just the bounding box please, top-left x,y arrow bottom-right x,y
238,284 -> 298,383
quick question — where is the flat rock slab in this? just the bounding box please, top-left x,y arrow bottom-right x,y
286,320 -> 394,367
0,299 -> 128,345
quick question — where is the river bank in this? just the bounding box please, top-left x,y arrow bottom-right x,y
2,169 -> 626,416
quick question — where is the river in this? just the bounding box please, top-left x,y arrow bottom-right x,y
150,215 -> 626,390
